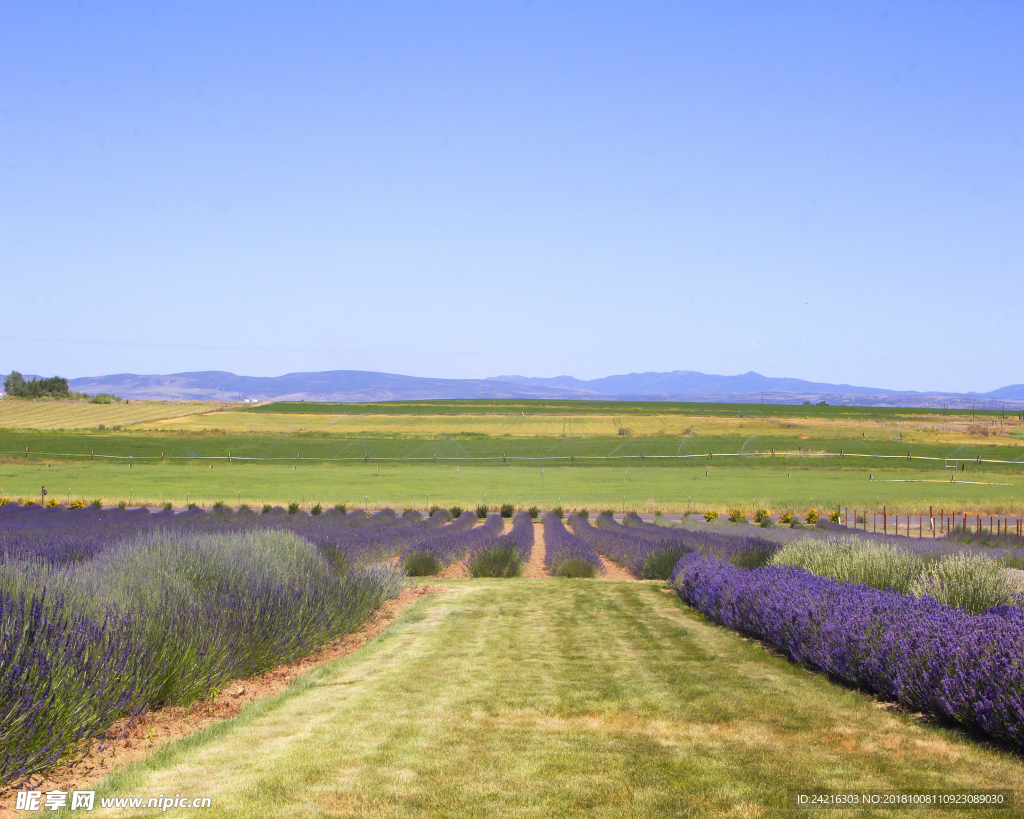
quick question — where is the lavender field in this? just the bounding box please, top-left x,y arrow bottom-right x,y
0,502 -> 518,783
5,498 -> 1024,795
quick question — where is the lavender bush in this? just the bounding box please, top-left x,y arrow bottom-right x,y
469,511 -> 535,577
671,554 -> 1024,746
543,513 -> 602,577
0,506 -> 409,784
566,513 -> 779,578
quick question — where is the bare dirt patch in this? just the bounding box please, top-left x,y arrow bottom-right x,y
0,586 -> 440,813
524,522 -> 549,578
597,554 -> 636,581
437,558 -> 469,578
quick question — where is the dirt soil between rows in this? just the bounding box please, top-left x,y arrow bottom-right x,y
597,554 -> 636,580
0,585 -> 441,815
523,522 -> 549,578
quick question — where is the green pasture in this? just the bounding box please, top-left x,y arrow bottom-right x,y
3,461 -> 1022,514
1,427 -> 1022,468
85,580 -> 1024,819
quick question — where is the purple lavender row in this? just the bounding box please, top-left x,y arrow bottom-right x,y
469,511 -> 534,564
1,529 -> 404,783
616,513 -> 781,562
670,553 -> 1024,746
571,513 -> 779,577
408,512 -> 505,567
543,513 -> 602,577
0,504 -> 444,568
0,589 -> 150,782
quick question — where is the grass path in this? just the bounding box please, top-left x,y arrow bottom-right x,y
88,581 -> 1024,818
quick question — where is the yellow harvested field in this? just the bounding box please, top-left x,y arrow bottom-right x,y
133,408 -> 1024,447
0,399 -> 226,430
137,410 -> 669,436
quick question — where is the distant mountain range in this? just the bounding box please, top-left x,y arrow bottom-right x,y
48,369 -> 1024,408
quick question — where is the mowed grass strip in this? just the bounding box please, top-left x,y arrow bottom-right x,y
2,462 -> 1021,514
90,582 -> 1024,818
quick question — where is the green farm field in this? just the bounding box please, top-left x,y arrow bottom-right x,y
2,398 -> 1022,513
87,579 -> 1024,819
3,461 -> 1022,515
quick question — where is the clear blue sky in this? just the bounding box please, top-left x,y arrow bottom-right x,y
1,1 -> 1021,392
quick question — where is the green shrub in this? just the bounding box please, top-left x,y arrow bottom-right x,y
779,511 -> 794,524
449,505 -> 463,518
554,558 -> 596,578
239,504 -> 250,512
262,504 -> 272,514
469,545 -> 522,578
213,501 -> 225,510
638,547 -> 687,580
804,508 -> 820,524
552,506 -> 564,520
528,506 -> 539,519
311,503 -> 322,516
428,505 -> 441,516
577,509 -> 589,520
910,554 -> 1017,613
117,500 -> 127,510
475,504 -> 489,519
759,518 -> 773,528
187,502 -> 197,510
727,508 -> 745,523
601,508 -> 614,517
753,508 -> 770,523
703,510 -> 719,522
403,550 -> 443,577
334,503 -> 347,514
288,502 -> 300,515
499,503 -> 514,518
163,502 -> 173,511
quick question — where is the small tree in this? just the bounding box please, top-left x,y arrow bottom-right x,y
3,371 -> 25,396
